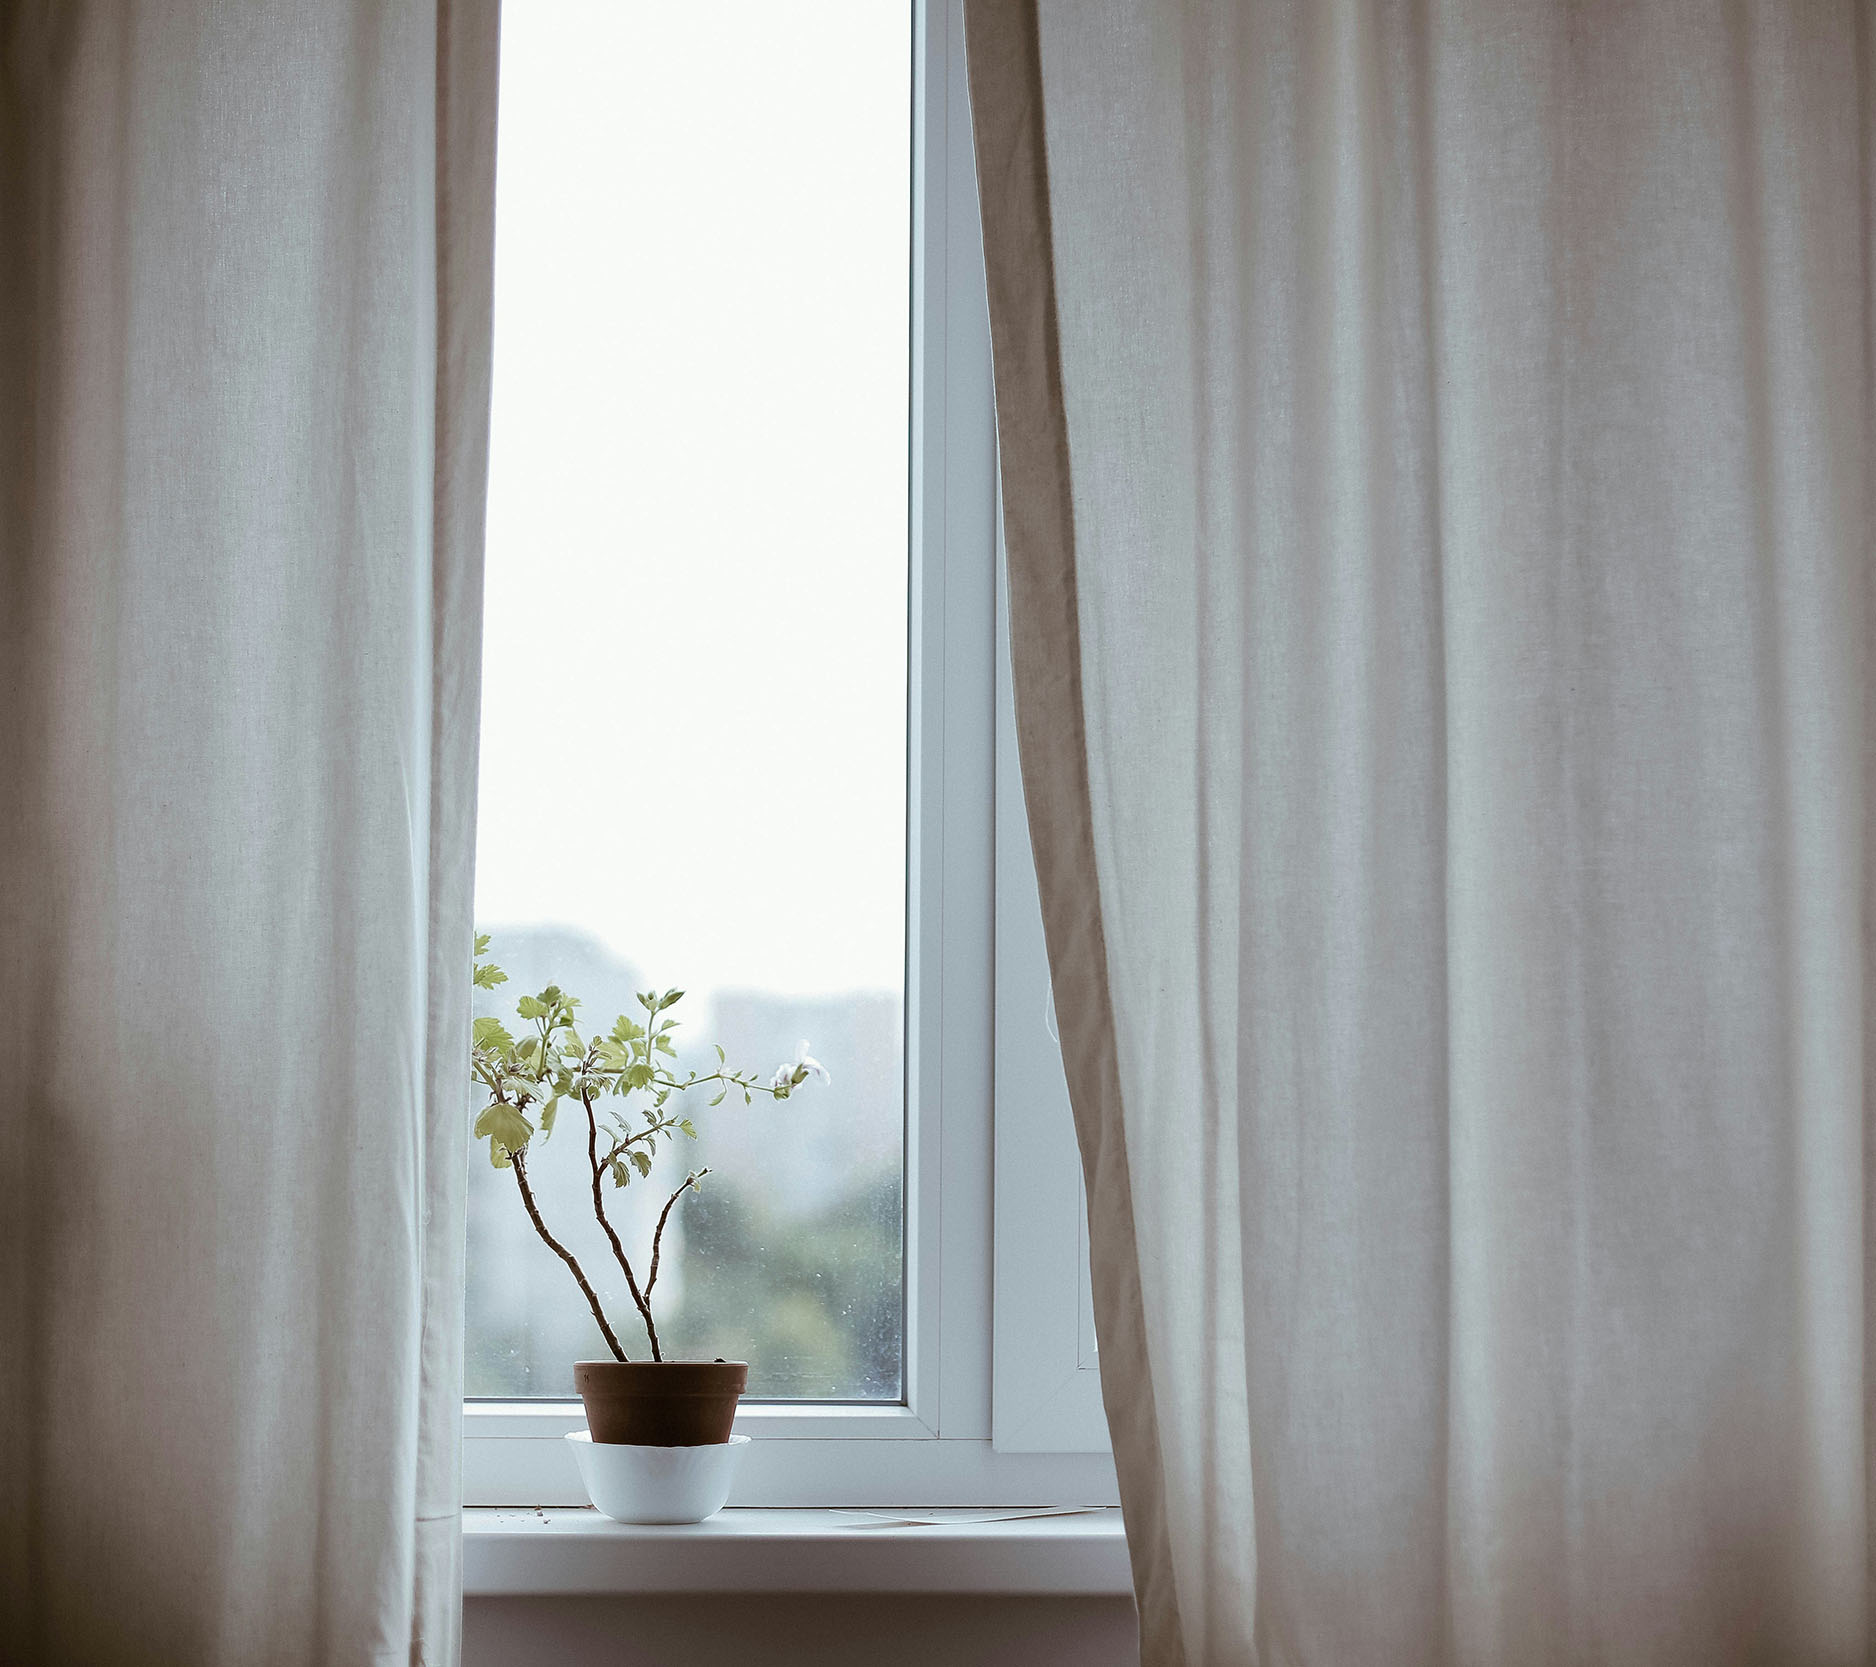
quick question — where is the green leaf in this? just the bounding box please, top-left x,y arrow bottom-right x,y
515,994 -> 548,1020
624,1062 -> 655,1090
474,1101 -> 533,1155
663,988 -> 684,1009
611,1016 -> 645,1044
678,1118 -> 697,1138
715,1043 -> 726,1064
654,1035 -> 676,1057
709,1091 -> 725,1107
631,1149 -> 653,1179
489,1141 -> 511,1168
472,1016 -> 515,1054
637,991 -> 655,1012
474,932 -> 492,956
472,962 -> 508,990
610,1158 -> 630,1188
540,1097 -> 559,1137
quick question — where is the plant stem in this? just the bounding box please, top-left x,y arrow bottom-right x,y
646,1169 -> 709,1298
590,1069 -> 778,1172
581,1090 -> 661,1360
651,1067 -> 769,1098
511,1148 -> 627,1362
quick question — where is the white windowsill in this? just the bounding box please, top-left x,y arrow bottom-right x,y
463,1506 -> 1132,1597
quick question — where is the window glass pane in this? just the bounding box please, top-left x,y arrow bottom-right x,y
467,0 -> 911,1400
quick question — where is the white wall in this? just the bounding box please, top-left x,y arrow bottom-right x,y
463,1594 -> 1140,1667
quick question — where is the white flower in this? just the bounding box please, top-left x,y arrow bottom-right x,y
792,1040 -> 830,1086
770,1041 -> 829,1095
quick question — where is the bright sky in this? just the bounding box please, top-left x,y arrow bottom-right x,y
476,2 -> 912,1002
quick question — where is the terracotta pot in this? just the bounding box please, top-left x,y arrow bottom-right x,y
573,1359 -> 748,1446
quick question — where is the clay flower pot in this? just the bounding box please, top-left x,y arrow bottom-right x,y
573,1359 -> 748,1446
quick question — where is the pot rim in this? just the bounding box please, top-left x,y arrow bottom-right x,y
573,1358 -> 748,1368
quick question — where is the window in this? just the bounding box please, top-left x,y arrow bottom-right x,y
464,0 -> 1115,1508
469,0 -> 910,1406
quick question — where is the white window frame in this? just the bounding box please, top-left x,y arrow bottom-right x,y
462,0 -> 1114,1509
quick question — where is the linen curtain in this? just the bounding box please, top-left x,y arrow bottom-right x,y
967,3 -> 1875,1663
0,4 -> 497,1663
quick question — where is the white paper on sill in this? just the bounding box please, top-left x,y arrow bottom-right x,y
827,1506 -> 1108,1530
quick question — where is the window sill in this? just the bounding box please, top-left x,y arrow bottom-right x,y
463,1506 -> 1132,1596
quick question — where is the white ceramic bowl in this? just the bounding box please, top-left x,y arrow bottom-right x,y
566,1431 -> 751,1524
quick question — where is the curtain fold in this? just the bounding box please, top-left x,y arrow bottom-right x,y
0,4 -> 498,1663
967,2 -> 1875,1663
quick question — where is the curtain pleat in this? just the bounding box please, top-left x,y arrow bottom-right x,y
968,2 -> 1876,1663
964,7 -> 1190,1662
0,4 -> 497,1663
414,4 -> 499,1659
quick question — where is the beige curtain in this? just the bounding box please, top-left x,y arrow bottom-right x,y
0,4 -> 497,1663
968,3 -> 1875,1663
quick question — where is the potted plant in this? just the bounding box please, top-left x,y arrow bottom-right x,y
469,933 -> 825,1520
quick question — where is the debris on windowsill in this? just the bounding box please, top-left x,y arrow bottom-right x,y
827,1506 -> 1109,1530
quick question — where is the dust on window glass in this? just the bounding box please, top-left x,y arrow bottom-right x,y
467,0 -> 911,1400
